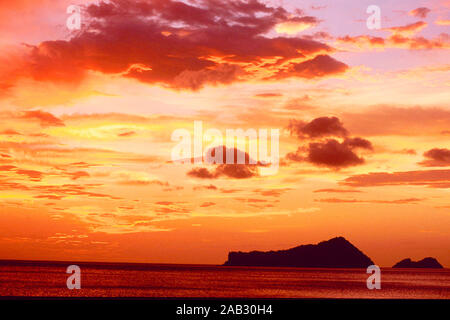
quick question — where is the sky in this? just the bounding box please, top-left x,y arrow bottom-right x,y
0,0 -> 449,267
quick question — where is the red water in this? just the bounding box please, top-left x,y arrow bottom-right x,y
0,261 -> 449,298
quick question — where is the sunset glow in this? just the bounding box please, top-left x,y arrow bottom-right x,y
0,0 -> 449,267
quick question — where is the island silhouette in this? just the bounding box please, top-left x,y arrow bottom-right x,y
224,236 -> 374,268
393,257 -> 443,268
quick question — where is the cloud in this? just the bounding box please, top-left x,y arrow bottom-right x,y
118,131 -> 136,137
286,116 -> 372,168
187,167 -> 217,179
204,146 -> 259,165
306,139 -> 371,168
272,55 -> 348,79
187,146 -> 265,179
220,188 -> 242,194
254,93 -> 283,98
15,169 -> 43,181
34,194 -> 65,201
253,188 -> 292,197
343,137 -> 373,150
36,184 -> 121,200
21,110 -> 65,127
314,188 -> 362,193
386,21 -> 428,36
316,197 -> 423,204
68,171 -> 90,180
215,163 -> 258,179
193,184 -> 217,191
156,201 -> 175,206
393,149 -> 417,155
337,35 -> 386,48
235,198 -> 268,203
409,7 -> 431,19
0,129 -> 21,135
2,0 -> 344,92
337,21 -> 449,51
341,169 -> 450,188
288,116 -> 348,139
419,148 -> 450,167
388,33 -> 449,49
200,202 -> 216,207
187,164 -> 258,179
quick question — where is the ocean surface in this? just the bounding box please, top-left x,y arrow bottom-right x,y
0,260 -> 449,298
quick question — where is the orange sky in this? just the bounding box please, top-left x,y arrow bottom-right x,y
0,0 -> 449,267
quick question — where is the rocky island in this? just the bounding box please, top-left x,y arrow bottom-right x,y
392,257 -> 443,268
224,236 -> 374,268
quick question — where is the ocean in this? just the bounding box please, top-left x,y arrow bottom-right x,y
0,261 -> 449,299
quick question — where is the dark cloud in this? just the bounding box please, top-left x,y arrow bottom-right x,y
307,139 -> 369,168
187,163 -> 258,179
343,137 -> 373,150
4,0 -> 345,91
188,146 -> 262,179
288,116 -> 348,139
419,148 -> 450,167
204,146 -> 258,165
215,163 -> 258,179
187,167 -> 217,179
285,147 -> 306,162
286,116 -> 372,168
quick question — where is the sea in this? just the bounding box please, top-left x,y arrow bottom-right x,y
0,260 -> 449,298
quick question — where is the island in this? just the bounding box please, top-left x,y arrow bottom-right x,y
392,257 -> 443,268
223,236 -> 374,268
